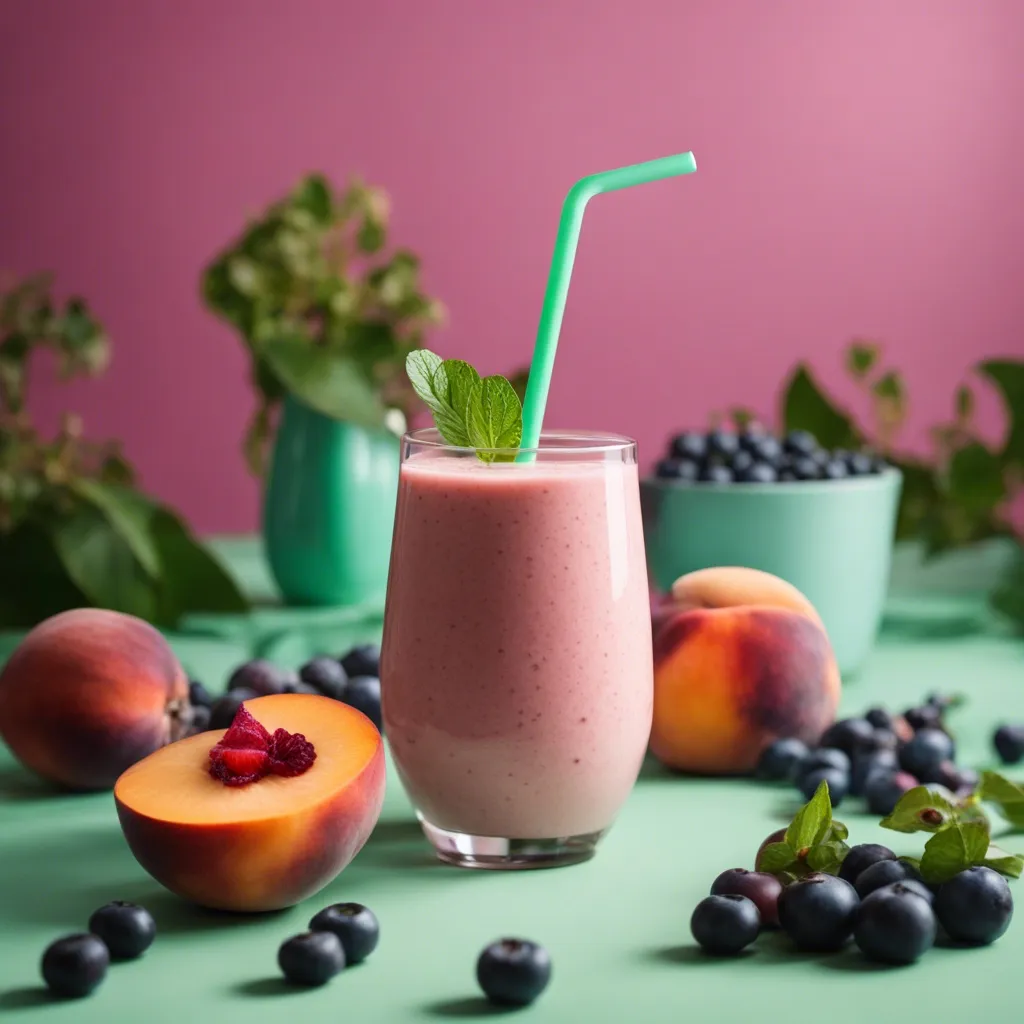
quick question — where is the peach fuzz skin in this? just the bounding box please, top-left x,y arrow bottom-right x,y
114,694 -> 385,913
650,568 -> 840,774
0,608 -> 189,791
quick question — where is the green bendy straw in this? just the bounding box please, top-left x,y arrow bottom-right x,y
517,151 -> 697,460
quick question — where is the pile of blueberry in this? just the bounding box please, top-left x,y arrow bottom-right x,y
278,902 -> 381,986
187,643 -> 382,735
692,852 -> 1013,964
755,694 -> 975,815
40,901 -> 156,998
654,427 -> 887,484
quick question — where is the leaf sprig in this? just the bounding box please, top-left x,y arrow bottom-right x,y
759,780 -> 850,880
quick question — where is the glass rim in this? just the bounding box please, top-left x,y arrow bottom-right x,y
404,426 -> 637,456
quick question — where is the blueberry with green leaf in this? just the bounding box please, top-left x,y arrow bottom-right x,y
755,779 -> 850,880
406,350 -> 523,462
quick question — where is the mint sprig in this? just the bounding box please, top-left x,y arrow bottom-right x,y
406,349 -> 522,462
761,780 -> 850,880
978,771 -> 1024,829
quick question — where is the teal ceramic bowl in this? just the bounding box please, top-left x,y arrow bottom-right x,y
640,469 -> 903,676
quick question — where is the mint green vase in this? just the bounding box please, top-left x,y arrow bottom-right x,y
263,398 -> 399,607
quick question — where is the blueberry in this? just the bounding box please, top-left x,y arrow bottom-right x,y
284,681 -> 321,695
846,452 -> 875,476
933,866 -> 1013,945
904,705 -> 942,731
343,676 -> 382,731
730,449 -> 755,475
736,462 -> 777,483
227,659 -> 297,697
340,643 -> 381,679
799,766 -> 849,806
189,704 -> 212,734
854,883 -> 937,964
87,901 -> 156,960
851,748 -> 898,796
706,430 -> 740,459
299,657 -> 349,700
278,931 -> 346,986
690,895 -> 761,955
854,858 -> 923,899
865,706 -> 894,730
822,459 -> 849,480
819,718 -> 875,758
993,725 -> 1024,765
755,738 -> 809,781
874,879 -> 934,904
710,869 -> 782,928
899,728 -> 955,777
838,843 -> 896,885
309,903 -> 379,964
865,770 -> 918,815
188,680 -> 213,708
800,747 -> 851,775
778,468 -> 798,481
737,425 -> 767,452
476,938 -> 551,1006
784,430 -> 819,457
41,934 -> 109,998
671,432 -> 707,462
747,435 -> 783,465
699,464 -> 734,483
778,873 -> 859,951
657,457 -> 699,480
208,688 -> 259,730
791,456 -> 822,480
868,728 -> 899,752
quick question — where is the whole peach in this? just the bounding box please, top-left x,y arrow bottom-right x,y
0,609 -> 189,790
649,567 -> 840,774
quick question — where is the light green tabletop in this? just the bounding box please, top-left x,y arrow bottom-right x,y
1,540 -> 1022,1024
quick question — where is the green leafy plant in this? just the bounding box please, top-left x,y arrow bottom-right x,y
202,174 -> 446,475
0,274 -> 248,629
757,779 -> 850,880
777,342 -> 1024,629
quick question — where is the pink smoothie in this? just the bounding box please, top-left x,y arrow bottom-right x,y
381,450 -> 653,839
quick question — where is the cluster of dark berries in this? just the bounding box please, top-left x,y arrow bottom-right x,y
693,844 -> 1013,964
278,902 -> 380,986
756,693 -> 973,815
655,427 -> 888,484
187,643 -> 382,736
41,901 -> 156,999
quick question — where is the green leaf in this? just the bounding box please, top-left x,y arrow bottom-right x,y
978,771 -> 1024,829
70,478 -> 161,577
880,786 -> 959,833
51,503 -> 158,620
785,779 -> 833,851
291,174 -> 334,223
148,507 -> 249,624
780,365 -> 860,450
845,341 -> 879,380
805,840 -> 850,875
468,376 -> 523,462
759,842 -> 797,875
872,370 -> 906,405
948,443 -> 1005,511
978,359 -> 1024,465
261,334 -> 386,429
827,820 -> 849,842
919,821 -> 991,884
983,844 -> 1024,878
0,521 -> 87,628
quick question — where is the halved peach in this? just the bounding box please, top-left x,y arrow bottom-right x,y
114,694 -> 385,912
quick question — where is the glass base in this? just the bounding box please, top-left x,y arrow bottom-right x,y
417,814 -> 605,869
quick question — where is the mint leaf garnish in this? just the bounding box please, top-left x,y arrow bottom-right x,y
761,781 -> 849,881
785,779 -> 834,850
806,840 -> 850,875
919,821 -> 992,884
759,842 -> 797,874
984,844 -> 1024,879
406,349 -> 523,462
880,786 -> 959,833
978,771 -> 1024,829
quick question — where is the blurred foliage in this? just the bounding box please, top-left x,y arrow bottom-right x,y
0,274 -> 249,628
202,174 -> 446,475
780,341 -> 1024,631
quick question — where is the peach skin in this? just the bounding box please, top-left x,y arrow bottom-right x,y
650,568 -> 840,774
114,694 -> 385,912
0,609 -> 190,790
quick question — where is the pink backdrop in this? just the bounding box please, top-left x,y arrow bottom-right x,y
2,0 -> 1022,533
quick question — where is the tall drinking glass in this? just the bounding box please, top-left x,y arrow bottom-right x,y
381,429 -> 653,868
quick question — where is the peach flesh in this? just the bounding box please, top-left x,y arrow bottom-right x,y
0,609 -> 189,790
114,694 -> 385,912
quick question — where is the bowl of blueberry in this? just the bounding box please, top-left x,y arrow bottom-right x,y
641,426 -> 901,675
